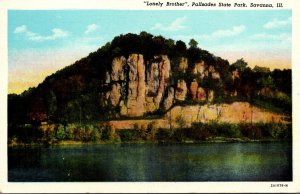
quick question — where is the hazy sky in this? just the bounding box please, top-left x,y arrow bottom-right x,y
8,10 -> 291,94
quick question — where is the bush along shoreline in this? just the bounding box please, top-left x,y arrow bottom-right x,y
8,121 -> 292,146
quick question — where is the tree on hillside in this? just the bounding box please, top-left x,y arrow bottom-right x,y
258,75 -> 275,89
45,90 -> 57,121
175,40 -> 187,53
188,39 -> 198,48
253,66 -> 271,73
231,58 -> 248,73
272,69 -> 291,95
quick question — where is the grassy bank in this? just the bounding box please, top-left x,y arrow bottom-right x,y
8,121 -> 292,146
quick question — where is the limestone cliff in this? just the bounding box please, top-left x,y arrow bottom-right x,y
123,54 -> 146,117
111,56 -> 126,81
105,53 -> 227,117
146,55 -> 171,112
108,102 -> 286,130
106,54 -> 172,117
175,79 -> 187,101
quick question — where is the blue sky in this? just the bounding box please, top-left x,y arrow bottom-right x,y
8,10 -> 291,94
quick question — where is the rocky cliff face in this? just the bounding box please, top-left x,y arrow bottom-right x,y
178,57 -> 188,73
193,60 -> 206,79
105,53 -> 222,117
108,102 -> 286,130
124,54 -> 146,116
111,56 -> 126,81
146,55 -> 171,112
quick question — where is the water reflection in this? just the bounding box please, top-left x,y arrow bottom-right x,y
8,142 -> 292,181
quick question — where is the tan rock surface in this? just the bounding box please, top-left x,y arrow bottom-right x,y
190,80 -> 198,99
192,60 -> 206,79
163,87 -> 175,110
111,56 -> 126,81
178,57 -> 188,73
109,83 -> 121,106
126,54 -> 146,117
106,102 -> 285,130
175,79 -> 187,101
196,87 -> 206,102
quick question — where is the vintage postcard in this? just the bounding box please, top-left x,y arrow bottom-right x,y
0,0 -> 299,193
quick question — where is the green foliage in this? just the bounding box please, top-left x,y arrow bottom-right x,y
45,90 -> 57,120
240,123 -> 262,139
187,122 -> 291,141
56,124 -> 66,140
175,115 -> 186,129
156,128 -> 173,141
8,124 -> 42,143
101,125 -> 117,141
116,122 -> 159,142
231,58 -> 248,73
202,121 -> 241,137
258,75 -> 275,88
188,39 -> 198,48
91,126 -> 102,142
174,40 -> 187,57
253,94 -> 291,114
147,122 -> 158,139
8,120 -> 291,144
117,129 -> 141,141
253,66 -> 271,73
272,69 -> 291,95
228,124 -> 242,137
189,123 -> 211,140
65,123 -> 76,139
258,122 -> 290,139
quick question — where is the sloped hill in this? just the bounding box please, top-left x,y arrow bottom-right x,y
8,32 -> 291,126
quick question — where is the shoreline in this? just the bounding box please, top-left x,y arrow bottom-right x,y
8,121 -> 292,148
8,137 -> 291,148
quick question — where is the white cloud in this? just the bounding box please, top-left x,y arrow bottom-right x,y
84,24 -> 98,34
201,25 -> 246,40
151,16 -> 187,32
263,17 -> 291,29
13,25 -> 69,41
212,25 -> 245,38
250,33 -> 291,42
29,28 -> 69,41
173,25 -> 246,43
14,25 -> 27,33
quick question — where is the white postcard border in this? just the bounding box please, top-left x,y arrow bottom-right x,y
0,0 -> 299,193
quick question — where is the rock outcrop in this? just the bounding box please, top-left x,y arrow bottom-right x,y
105,54 -> 232,117
231,68 -> 240,96
178,57 -> 188,73
107,54 -> 172,117
111,56 -> 126,81
147,55 -> 170,109
196,87 -> 206,102
190,80 -> 198,99
163,87 -> 175,110
175,79 -> 187,101
109,83 -> 121,106
124,54 -> 146,117
107,102 -> 286,130
192,60 -> 206,79
207,90 -> 214,102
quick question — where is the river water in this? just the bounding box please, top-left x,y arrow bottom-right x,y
8,142 -> 292,181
